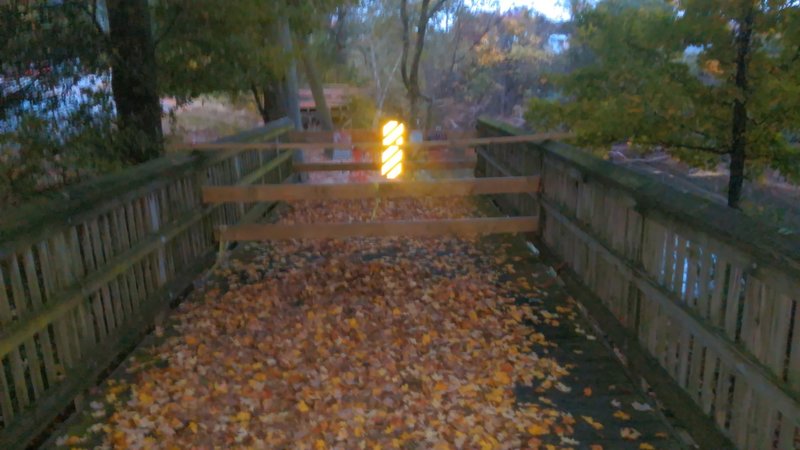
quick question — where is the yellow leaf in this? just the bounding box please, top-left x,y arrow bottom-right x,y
138,392 -> 154,406
613,410 -> 631,421
582,416 -> 604,430
347,318 -> 358,329
434,381 -> 448,392
468,310 -> 479,321
486,387 -> 505,403
421,333 -> 431,345
297,400 -> 310,413
188,422 -> 198,433
236,411 -> 251,422
527,424 -> 548,436
639,444 -> 655,450
314,439 -> 326,450
493,370 -> 512,385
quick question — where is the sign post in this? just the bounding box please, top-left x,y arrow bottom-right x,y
381,120 -> 405,180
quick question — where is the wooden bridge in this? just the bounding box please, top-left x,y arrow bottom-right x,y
0,117 -> 798,449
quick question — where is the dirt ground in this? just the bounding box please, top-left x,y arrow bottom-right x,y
162,96 -> 263,145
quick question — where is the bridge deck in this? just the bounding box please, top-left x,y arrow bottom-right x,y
52,197 -> 683,449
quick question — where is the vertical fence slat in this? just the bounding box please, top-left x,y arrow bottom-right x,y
0,121 -> 292,448
21,249 -> 57,388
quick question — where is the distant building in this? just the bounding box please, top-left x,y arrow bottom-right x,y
298,84 -> 363,129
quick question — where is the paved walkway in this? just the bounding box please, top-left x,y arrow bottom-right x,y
52,196 -> 683,450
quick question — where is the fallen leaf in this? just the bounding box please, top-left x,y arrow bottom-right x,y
613,410 -> 631,421
621,427 -> 642,440
582,416 -> 604,430
527,424 -> 548,436
632,401 -> 653,411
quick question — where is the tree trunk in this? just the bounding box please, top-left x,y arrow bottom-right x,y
251,82 -> 287,124
300,50 -> 334,131
107,0 -> 162,163
727,7 -> 754,209
400,0 -> 444,132
279,20 -> 302,130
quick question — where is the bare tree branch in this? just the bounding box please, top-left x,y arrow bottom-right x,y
75,0 -> 109,42
400,0 -> 411,90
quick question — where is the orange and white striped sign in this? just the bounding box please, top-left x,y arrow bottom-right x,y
381,120 -> 405,179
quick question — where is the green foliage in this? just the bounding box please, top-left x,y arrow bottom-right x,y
155,0 -> 352,104
0,1 -> 127,204
0,96 -> 127,205
344,94 -> 378,128
528,0 -> 800,182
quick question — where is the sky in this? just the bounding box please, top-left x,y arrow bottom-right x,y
490,0 -> 571,21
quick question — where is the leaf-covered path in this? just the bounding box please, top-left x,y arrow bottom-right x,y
54,197 -> 683,449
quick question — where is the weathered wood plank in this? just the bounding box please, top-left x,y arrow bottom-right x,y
203,177 -> 539,203
292,159 -> 477,172
22,249 -> 58,388
540,198 -> 800,424
8,257 -> 45,398
0,251 -> 216,450
0,267 -> 28,412
221,217 -> 538,241
171,133 -> 573,152
286,129 -> 477,142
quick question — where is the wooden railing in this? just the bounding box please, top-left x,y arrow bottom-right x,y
477,117 -> 800,450
0,118 -> 294,448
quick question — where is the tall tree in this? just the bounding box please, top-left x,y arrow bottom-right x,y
107,0 -> 163,162
400,0 -> 448,130
528,0 -> 800,208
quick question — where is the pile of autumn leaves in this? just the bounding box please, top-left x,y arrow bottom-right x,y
63,198 -> 581,449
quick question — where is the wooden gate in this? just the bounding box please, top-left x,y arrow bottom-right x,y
172,131 -> 566,241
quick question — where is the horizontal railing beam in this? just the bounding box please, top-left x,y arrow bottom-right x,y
292,159 -> 476,172
170,133 -> 572,152
540,198 -> 800,423
203,176 -> 539,203
221,217 -> 538,241
285,129 -> 478,142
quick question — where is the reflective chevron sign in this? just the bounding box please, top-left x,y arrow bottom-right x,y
381,120 -> 405,179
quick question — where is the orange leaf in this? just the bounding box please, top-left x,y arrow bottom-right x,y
583,387 -> 592,397
421,333 -> 431,345
493,370 -> 512,385
527,424 -> 548,436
